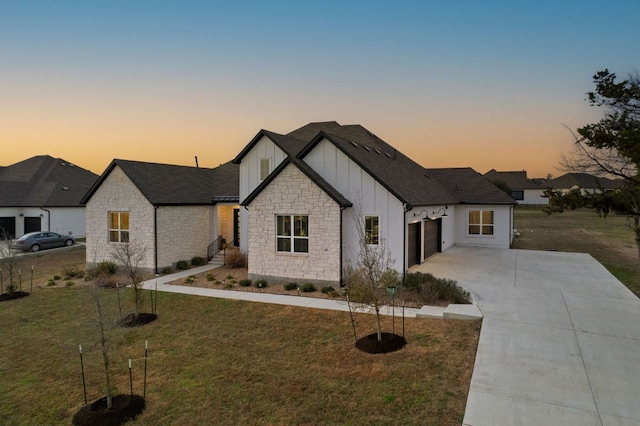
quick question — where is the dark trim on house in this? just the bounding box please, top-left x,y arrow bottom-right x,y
154,206 -> 159,274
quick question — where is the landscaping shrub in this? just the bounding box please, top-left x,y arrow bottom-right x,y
191,256 -> 205,266
284,282 -> 298,291
321,286 -> 336,294
161,267 -> 173,274
226,250 -> 246,268
65,281 -> 74,287
239,279 -> 252,287
206,273 -> 216,281
403,272 -> 471,304
62,265 -> 82,279
176,260 -> 189,270
224,282 -> 235,289
254,279 -> 267,289
300,283 -> 316,293
184,275 -> 195,284
52,275 -> 61,281
226,275 -> 233,280
47,279 -> 56,286
95,260 -> 117,275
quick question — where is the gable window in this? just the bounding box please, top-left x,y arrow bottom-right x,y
364,215 -> 379,245
276,215 -> 308,253
468,210 -> 494,236
510,190 -> 524,200
260,158 -> 271,181
109,211 -> 129,242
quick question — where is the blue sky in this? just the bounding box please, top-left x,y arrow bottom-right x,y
2,1 -> 638,177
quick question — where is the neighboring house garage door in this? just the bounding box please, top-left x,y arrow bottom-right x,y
423,219 -> 441,259
24,217 -> 41,234
0,217 -> 16,239
408,222 -> 421,268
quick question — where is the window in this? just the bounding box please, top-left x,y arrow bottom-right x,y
109,211 -> 129,242
510,190 -> 524,200
468,210 -> 494,236
276,215 -> 308,253
260,158 -> 271,181
364,216 -> 379,245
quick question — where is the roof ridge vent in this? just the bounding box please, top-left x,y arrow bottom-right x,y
374,149 -> 381,155
384,152 -> 391,158
349,141 -> 358,148
363,146 -> 371,152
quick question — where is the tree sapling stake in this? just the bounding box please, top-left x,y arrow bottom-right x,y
79,345 -> 87,404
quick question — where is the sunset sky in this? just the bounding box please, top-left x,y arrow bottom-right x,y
2,1 -> 639,178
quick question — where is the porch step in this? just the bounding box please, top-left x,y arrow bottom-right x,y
208,252 -> 225,268
415,304 -> 483,320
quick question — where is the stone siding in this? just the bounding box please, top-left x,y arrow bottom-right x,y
85,166 -> 155,270
247,164 -> 342,285
156,205 -> 215,269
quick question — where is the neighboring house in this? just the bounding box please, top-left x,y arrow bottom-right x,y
0,155 -> 98,238
548,172 -> 623,194
484,169 -> 548,205
233,121 -> 515,287
81,159 -> 239,273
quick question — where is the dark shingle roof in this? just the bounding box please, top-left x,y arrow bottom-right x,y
0,155 -> 99,207
426,168 -> 516,204
548,173 -> 623,191
483,169 -> 545,190
81,159 -> 239,206
232,129 -> 308,164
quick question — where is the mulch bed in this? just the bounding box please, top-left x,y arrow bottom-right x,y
355,332 -> 407,354
0,291 -> 30,301
117,313 -> 157,327
73,394 -> 145,426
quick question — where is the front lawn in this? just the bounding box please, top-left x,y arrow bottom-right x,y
0,248 -> 479,425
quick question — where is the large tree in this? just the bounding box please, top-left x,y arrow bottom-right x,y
561,69 -> 640,257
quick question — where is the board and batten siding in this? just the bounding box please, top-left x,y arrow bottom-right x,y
238,135 -> 288,253
303,138 -> 405,273
247,164 -> 342,286
454,204 -> 513,248
85,166 -> 156,270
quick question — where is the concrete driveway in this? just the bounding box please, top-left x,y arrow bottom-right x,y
414,246 -> 640,426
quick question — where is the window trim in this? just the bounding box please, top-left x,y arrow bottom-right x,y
109,211 -> 130,243
467,209 -> 494,236
276,214 -> 309,253
364,215 -> 380,245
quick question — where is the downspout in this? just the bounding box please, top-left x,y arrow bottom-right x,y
39,207 -> 51,231
340,206 -> 346,287
403,203 -> 411,284
154,206 -> 159,274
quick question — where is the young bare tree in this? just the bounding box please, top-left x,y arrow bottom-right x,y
0,228 -> 19,295
88,278 -> 115,410
345,206 -> 400,342
111,242 -> 146,319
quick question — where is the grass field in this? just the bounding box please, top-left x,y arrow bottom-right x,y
0,247 -> 479,425
512,207 -> 640,296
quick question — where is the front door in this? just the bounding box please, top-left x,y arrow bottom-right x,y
233,208 -> 240,247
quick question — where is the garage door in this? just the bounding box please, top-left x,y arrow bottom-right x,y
24,217 -> 41,234
407,222 -> 421,268
424,219 -> 441,259
0,217 -> 16,239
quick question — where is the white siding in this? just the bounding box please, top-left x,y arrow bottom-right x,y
522,189 -> 548,205
304,138 -> 405,273
239,135 -> 287,253
0,206 -> 86,237
454,205 -> 513,248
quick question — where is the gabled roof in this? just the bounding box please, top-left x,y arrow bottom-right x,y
426,168 -> 515,205
232,129 -> 308,164
548,173 -> 623,191
81,159 -> 239,206
242,155 -> 352,208
0,155 -> 99,207
484,169 -> 545,190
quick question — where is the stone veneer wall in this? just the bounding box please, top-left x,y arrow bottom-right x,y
156,205 -> 214,269
247,164 -> 342,286
85,166 -> 155,270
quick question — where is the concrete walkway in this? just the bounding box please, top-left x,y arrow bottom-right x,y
414,246 -> 640,426
140,264 -> 420,318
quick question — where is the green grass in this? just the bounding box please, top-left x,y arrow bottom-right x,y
513,207 -> 640,296
0,250 -> 479,425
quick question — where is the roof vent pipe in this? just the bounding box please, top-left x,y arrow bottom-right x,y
195,156 -> 199,168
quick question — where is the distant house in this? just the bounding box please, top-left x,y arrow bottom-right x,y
548,172 -> 623,194
81,159 -> 239,273
0,155 -> 98,238
483,169 -> 548,205
234,121 -> 515,286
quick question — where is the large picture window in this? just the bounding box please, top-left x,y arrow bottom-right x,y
109,211 -> 129,242
276,215 -> 308,253
468,210 -> 494,236
364,216 -> 379,245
